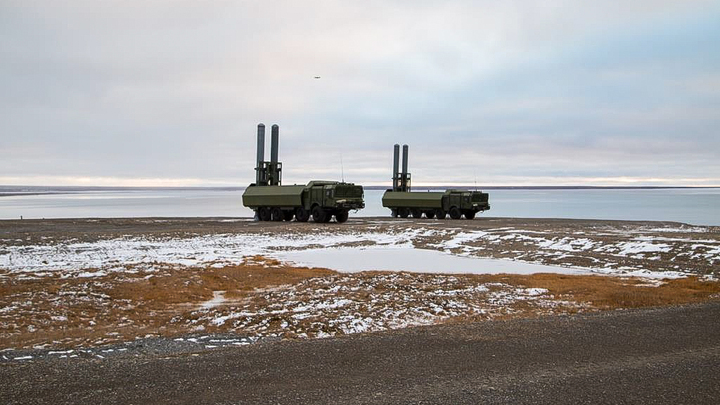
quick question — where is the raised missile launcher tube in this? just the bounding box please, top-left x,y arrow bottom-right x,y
255,124 -> 266,185
392,144 -> 400,192
381,144 -> 490,220
242,124 -> 365,223
401,144 -> 409,191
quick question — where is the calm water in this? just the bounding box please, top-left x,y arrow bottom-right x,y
1,188 -> 718,225
274,245 -> 591,275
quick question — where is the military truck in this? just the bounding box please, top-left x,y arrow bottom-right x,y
381,144 -> 490,219
241,124 -> 364,223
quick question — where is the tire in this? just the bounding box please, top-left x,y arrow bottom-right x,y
435,209 -> 446,219
295,207 -> 310,222
258,207 -> 271,221
283,210 -> 295,221
271,207 -> 284,221
411,209 -> 422,219
424,210 -> 435,219
464,210 -> 476,220
449,207 -> 462,220
390,209 -> 397,218
312,206 -> 327,223
335,210 -> 349,223
398,208 -> 409,218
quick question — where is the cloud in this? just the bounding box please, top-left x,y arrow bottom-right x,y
1,1 -> 718,186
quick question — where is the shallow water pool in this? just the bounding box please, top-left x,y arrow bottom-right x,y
272,245 -> 592,276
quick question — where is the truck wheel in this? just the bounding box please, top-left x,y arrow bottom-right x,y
295,207 -> 310,222
258,207 -> 271,221
271,207 -> 284,221
449,207 -> 462,220
424,210 -> 435,219
335,210 -> 349,223
435,209 -> 446,219
283,210 -> 295,221
464,210 -> 476,220
390,209 -> 397,218
312,206 -> 327,223
398,208 -> 409,218
411,209 -> 422,219
322,210 -> 332,223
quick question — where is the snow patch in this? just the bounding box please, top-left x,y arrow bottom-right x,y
616,241 -> 672,255
200,291 -> 227,310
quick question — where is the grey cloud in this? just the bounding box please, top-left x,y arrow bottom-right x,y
1,1 -> 718,186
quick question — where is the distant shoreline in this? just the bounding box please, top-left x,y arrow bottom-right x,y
362,185 -> 720,191
1,185 -> 718,197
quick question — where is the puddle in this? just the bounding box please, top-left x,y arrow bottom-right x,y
272,245 -> 592,275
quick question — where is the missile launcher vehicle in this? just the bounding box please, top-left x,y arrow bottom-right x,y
242,124 -> 364,223
381,144 -> 490,219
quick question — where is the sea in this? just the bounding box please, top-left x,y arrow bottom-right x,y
0,187 -> 718,226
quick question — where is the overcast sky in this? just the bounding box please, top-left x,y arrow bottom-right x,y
1,1 -> 719,187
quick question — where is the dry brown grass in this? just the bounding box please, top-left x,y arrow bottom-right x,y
0,259 -> 334,348
2,261 -> 719,349
490,273 -> 720,309
109,260 -> 333,305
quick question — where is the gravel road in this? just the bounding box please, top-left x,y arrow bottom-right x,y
2,302 -> 719,404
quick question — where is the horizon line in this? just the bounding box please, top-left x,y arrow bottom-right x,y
2,184 -> 719,190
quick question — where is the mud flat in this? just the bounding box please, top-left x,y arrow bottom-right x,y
0,217 -> 718,355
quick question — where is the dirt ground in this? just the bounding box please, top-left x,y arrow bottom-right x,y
3,302 -> 720,404
2,216 -> 717,274
1,217 -> 719,352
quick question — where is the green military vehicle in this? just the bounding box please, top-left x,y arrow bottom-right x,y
242,124 -> 364,223
243,180 -> 364,223
383,189 -> 489,219
381,144 -> 490,220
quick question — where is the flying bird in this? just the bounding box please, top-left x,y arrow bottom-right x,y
314,76 -> 321,79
